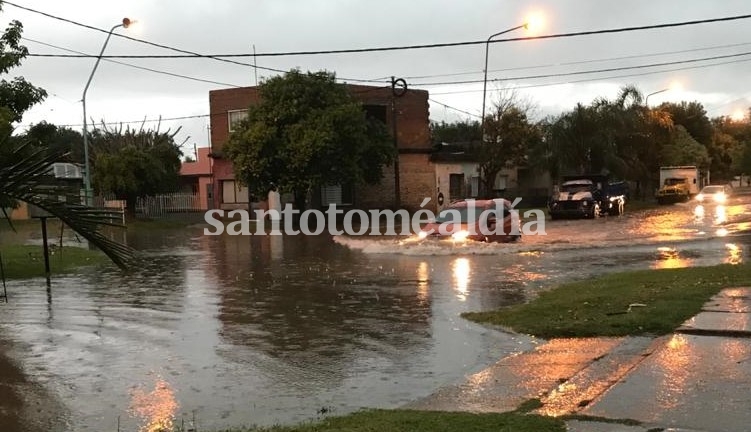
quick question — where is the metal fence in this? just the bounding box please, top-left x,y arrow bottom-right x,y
135,193 -> 204,219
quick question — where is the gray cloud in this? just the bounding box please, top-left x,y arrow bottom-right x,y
3,0 -> 750,149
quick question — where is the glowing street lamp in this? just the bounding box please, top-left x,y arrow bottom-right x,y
645,89 -> 668,106
480,12 -> 545,142
645,82 -> 682,106
81,17 -> 135,206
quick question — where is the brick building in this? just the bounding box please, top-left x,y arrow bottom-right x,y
207,84 -> 436,212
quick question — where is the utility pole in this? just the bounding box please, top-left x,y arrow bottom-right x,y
391,77 -> 407,209
253,44 -> 258,86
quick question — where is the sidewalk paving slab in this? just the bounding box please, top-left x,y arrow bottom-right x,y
582,287 -> 751,432
700,287 -> 750,313
678,287 -> 751,336
404,338 -> 623,413
536,336 -> 658,416
566,420 -> 708,432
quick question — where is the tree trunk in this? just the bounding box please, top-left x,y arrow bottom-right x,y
481,169 -> 497,199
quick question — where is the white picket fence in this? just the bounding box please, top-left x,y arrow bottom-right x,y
135,193 -> 204,219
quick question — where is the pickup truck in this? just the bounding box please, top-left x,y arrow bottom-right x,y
548,175 -> 628,219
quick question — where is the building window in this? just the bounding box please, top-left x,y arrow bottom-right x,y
221,180 -> 250,203
494,174 -> 508,190
228,109 -> 249,132
470,176 -> 480,197
449,173 -> 464,200
321,184 -> 354,206
363,104 -> 388,124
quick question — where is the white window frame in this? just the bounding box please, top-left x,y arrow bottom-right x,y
221,180 -> 250,204
228,109 -> 249,132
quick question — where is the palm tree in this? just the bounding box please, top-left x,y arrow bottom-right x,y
0,139 -> 133,269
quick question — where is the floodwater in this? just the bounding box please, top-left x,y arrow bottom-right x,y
0,195 -> 749,431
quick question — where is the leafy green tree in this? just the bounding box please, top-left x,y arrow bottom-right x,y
658,101 -> 713,146
0,4 -> 132,268
546,103 -> 607,175
430,120 -> 481,147
711,114 -> 751,180
90,123 -> 183,207
544,86 -> 674,194
224,69 -> 393,210
480,102 -> 541,197
24,121 -> 84,163
660,125 -> 710,168
0,18 -> 46,121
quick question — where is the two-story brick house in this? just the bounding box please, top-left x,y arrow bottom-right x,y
207,83 -> 436,212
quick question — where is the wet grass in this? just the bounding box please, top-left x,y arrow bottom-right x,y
463,263 -> 751,338
126,215 -> 212,230
0,244 -> 106,279
219,409 -> 566,432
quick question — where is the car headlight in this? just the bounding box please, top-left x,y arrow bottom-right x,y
714,193 -> 726,203
695,194 -> 704,202
581,201 -> 589,206
417,231 -> 429,240
451,230 -> 470,242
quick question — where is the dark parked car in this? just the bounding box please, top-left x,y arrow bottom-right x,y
548,174 -> 627,219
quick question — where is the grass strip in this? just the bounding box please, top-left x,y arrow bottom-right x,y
0,244 -> 106,279
219,409 -> 566,432
463,264 -> 751,338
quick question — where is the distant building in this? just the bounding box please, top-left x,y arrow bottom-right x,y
430,142 -> 552,210
179,147 -> 213,210
207,84 -> 436,212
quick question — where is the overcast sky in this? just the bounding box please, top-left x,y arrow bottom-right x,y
3,0 -> 751,157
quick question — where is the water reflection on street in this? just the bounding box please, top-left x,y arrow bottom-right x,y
0,195 -> 749,430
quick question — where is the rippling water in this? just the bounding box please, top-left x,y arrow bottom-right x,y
0,197 -> 749,430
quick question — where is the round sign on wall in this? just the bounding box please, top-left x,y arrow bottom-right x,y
437,192 -> 444,206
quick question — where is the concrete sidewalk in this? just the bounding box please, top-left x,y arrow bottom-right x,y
407,287 -> 751,432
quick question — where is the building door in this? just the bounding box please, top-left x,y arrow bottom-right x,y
449,173 -> 464,201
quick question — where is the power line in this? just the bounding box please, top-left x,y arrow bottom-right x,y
428,98 -> 480,118
50,113 -> 212,129
4,0 -> 386,84
36,85 -> 395,128
413,50 -> 751,87
29,56 -> 751,129
401,40 -> 751,81
18,12 -> 751,58
22,36 -> 245,88
429,56 -> 751,95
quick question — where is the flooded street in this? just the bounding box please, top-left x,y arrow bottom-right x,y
1,195 -> 749,431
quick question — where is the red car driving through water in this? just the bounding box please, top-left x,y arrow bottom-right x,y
418,198 -> 520,243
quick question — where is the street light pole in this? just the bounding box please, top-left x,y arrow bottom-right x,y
645,88 -> 668,107
480,24 -> 527,142
82,18 -> 133,206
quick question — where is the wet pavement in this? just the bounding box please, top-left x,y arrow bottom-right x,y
411,287 -> 751,432
580,288 -> 751,432
0,194 -> 749,431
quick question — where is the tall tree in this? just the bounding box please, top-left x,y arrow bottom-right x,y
90,122 -> 184,207
546,103 -> 606,175
660,125 -> 710,168
658,101 -> 713,146
480,105 -> 540,197
430,120 -> 481,148
24,121 -> 84,163
711,115 -> 751,180
224,69 -> 393,210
